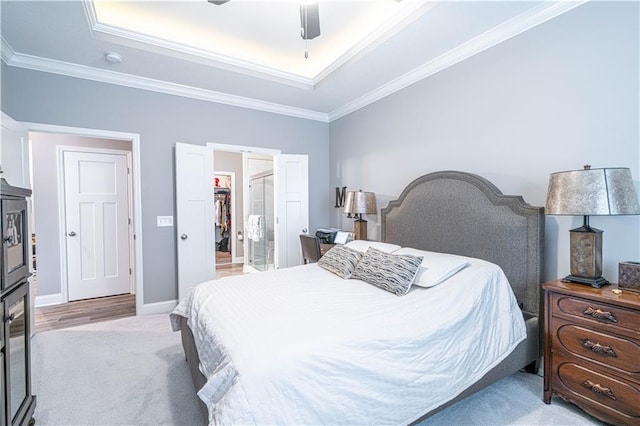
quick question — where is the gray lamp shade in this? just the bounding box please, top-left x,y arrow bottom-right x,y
344,191 -> 377,215
545,167 -> 640,216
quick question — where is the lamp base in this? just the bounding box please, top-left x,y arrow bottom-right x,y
568,222 -> 603,283
354,219 -> 367,240
561,274 -> 609,288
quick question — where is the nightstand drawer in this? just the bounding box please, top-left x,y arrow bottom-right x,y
557,362 -> 640,420
555,320 -> 640,375
554,294 -> 640,334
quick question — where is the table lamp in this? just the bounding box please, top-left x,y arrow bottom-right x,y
545,165 -> 640,287
344,190 -> 377,240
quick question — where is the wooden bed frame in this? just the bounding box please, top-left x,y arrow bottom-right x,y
179,170 -> 545,423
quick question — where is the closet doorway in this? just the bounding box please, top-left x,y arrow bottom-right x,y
213,171 -> 236,266
177,142 -> 309,296
210,146 -> 280,276
213,150 -> 244,278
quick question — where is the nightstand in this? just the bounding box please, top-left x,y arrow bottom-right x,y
543,279 -> 640,425
319,243 -> 335,257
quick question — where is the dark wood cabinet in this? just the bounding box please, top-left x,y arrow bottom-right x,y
1,179 -> 36,426
319,243 -> 335,257
0,300 -> 3,423
543,279 -> 640,425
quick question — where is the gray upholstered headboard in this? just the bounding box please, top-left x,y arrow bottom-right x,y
381,171 -> 544,317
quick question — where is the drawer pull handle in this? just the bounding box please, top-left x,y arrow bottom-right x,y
582,380 -> 617,401
582,340 -> 617,357
583,307 -> 618,323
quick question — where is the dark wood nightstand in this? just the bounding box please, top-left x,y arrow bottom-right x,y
543,279 -> 640,425
319,243 -> 335,257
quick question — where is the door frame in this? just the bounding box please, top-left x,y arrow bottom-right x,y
19,122 -> 145,315
58,146 -> 134,302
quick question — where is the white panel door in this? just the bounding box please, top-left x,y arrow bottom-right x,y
64,151 -> 131,301
275,154 -> 309,268
175,143 -> 215,300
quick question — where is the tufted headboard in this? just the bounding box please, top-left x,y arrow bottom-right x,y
381,171 -> 544,317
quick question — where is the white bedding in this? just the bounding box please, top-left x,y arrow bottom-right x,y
170,257 -> 526,425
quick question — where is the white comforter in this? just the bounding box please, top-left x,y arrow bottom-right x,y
170,258 -> 526,425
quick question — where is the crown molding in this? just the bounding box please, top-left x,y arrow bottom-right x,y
83,0 -> 434,89
2,1 -> 586,124
312,1 -> 437,84
82,1 -> 316,90
2,49 -> 329,122
328,0 -> 588,121
1,36 -> 16,64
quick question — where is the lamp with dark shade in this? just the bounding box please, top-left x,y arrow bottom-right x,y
344,190 -> 377,240
545,165 -> 640,287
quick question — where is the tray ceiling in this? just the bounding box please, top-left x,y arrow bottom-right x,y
1,1 -> 586,121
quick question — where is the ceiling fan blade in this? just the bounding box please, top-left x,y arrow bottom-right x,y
300,3 -> 320,40
208,0 -> 230,5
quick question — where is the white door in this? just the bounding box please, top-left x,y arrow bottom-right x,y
63,151 -> 131,301
175,143 -> 215,300
275,154 -> 309,268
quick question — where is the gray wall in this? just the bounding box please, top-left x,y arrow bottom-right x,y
30,132 -> 131,298
2,67 -> 330,304
329,2 -> 640,283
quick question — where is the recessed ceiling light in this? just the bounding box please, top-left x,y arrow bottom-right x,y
104,52 -> 123,64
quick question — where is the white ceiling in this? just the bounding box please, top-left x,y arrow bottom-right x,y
1,1 -> 586,122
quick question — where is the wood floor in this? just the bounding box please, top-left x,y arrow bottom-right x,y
216,250 -> 245,278
35,293 -> 136,333
34,256 -> 245,333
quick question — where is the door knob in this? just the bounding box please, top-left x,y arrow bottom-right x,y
180,234 -> 188,240
3,235 -> 13,244
68,231 -> 76,237
302,228 -> 308,233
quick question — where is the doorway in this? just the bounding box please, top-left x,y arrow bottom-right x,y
175,142 -> 309,298
212,149 -> 274,276
213,170 -> 244,280
28,130 -> 139,330
214,172 -> 234,267
211,146 -> 278,274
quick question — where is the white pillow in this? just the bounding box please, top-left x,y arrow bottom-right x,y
394,247 -> 470,288
345,240 -> 401,254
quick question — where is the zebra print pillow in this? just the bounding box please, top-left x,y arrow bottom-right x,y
352,247 -> 423,296
317,245 -> 363,279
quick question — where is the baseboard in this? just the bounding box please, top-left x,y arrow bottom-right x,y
35,293 -> 64,307
138,299 -> 178,315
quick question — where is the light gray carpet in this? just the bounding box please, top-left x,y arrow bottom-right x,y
32,314 -> 605,426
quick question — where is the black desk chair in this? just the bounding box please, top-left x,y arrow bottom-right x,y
299,234 -> 322,264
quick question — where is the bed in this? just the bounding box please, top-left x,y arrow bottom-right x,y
170,170 -> 545,425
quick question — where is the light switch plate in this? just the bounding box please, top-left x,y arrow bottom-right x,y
157,216 -> 173,227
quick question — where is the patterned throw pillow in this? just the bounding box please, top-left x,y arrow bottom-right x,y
352,247 -> 423,296
317,245 -> 363,279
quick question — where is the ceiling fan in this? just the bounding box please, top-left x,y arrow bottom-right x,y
207,1 -> 321,44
